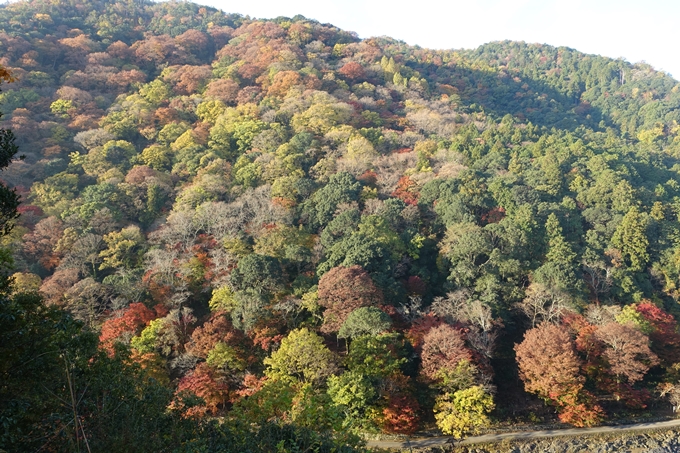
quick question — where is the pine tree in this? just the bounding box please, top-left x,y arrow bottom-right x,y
612,207 -> 649,272
545,213 -> 576,265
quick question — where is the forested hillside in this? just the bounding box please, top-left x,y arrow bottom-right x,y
2,0 -> 680,450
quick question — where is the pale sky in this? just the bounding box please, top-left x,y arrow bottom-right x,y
201,0 -> 679,80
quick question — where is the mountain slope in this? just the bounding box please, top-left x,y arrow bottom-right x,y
2,0 -> 680,448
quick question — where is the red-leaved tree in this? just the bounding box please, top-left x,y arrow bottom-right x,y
176,362 -> 231,416
406,314 -> 444,350
380,394 -> 420,434
635,302 -> 680,365
420,323 -> 472,381
318,265 -> 383,333
99,303 -> 166,353
338,62 -> 366,81
187,312 -> 247,360
22,216 -> 64,270
391,176 -> 419,206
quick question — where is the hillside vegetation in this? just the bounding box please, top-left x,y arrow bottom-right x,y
1,0 -> 680,451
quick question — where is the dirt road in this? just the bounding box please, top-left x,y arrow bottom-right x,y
366,417 -> 680,450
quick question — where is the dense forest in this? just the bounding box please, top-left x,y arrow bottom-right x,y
1,0 -> 680,451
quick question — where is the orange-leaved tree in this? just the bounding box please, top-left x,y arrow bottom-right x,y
515,322 -> 603,426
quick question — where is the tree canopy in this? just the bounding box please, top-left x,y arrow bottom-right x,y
1,0 -> 680,446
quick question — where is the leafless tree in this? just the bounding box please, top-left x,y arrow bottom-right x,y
74,128 -> 114,149
582,258 -> 613,302
64,277 -> 113,327
170,352 -> 200,375
585,303 -> 621,326
58,233 -> 104,277
660,370 -> 680,412
596,322 -> 659,384
432,290 -> 500,363
515,283 -> 572,327
431,289 -> 471,322
397,295 -> 424,324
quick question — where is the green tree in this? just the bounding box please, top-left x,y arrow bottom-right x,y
196,99 -> 227,124
545,213 -> 576,265
0,69 -> 20,234
440,222 -> 493,290
139,79 -> 173,105
291,97 -> 353,135
338,306 -> 392,340
99,225 -> 146,270
612,206 -> 649,272
253,224 -> 314,272
209,286 -> 238,312
318,233 -> 393,280
303,172 -> 361,229
229,253 -> 284,296
344,333 -> 407,379
233,155 -> 262,187
208,108 -> 268,161
264,328 -> 337,385
533,213 -> 580,293
50,98 -> 75,117
131,317 -> 167,354
0,294 -> 194,452
140,144 -> 172,170
357,214 -> 406,260
320,208 -> 361,249
327,371 -> 377,430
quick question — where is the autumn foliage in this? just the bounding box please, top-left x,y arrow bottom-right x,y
515,323 -> 604,427
635,302 -> 680,364
187,312 -> 244,359
420,324 -> 472,381
391,176 -> 419,205
4,0 -> 680,445
99,303 -> 167,353
318,265 -> 384,333
176,362 -> 231,416
380,394 -> 419,434
338,62 -> 366,81
405,314 -> 444,350
22,216 -> 64,270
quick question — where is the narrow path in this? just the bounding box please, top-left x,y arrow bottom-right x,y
366,417 -> 680,450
